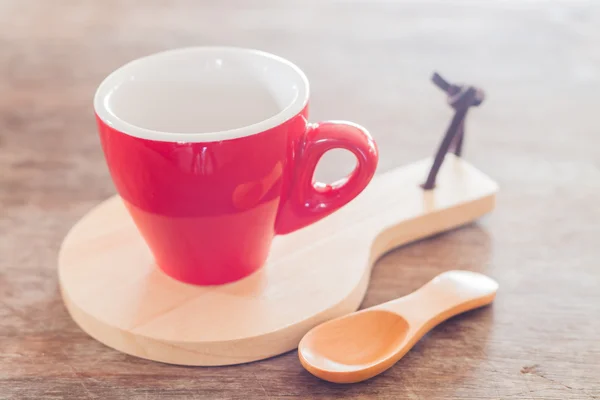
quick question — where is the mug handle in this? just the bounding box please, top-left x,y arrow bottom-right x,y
275,121 -> 378,235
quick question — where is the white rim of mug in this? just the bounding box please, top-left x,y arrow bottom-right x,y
93,46 -> 310,143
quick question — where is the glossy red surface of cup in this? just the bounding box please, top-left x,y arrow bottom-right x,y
94,47 -> 378,285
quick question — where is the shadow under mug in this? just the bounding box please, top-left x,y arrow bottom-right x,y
94,47 -> 378,285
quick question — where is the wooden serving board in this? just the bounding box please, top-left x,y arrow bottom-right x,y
58,154 -> 497,366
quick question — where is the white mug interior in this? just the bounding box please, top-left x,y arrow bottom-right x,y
94,47 -> 309,142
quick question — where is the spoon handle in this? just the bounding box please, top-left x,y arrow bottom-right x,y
375,270 -> 498,335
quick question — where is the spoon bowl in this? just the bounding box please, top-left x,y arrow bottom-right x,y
300,310 -> 410,373
299,270 -> 498,383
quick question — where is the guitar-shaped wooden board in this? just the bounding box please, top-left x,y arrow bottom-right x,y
58,154 -> 497,366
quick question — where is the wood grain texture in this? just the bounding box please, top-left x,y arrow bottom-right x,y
58,156 -> 495,366
1,0 -> 599,398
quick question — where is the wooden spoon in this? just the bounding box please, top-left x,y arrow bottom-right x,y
298,270 -> 498,383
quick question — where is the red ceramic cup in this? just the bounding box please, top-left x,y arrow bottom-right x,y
94,47 -> 378,285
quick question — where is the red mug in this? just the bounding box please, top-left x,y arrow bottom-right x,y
94,47 -> 378,285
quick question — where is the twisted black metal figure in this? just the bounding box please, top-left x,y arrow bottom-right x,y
422,72 -> 485,190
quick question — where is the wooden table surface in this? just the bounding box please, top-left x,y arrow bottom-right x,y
1,1 -> 599,398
